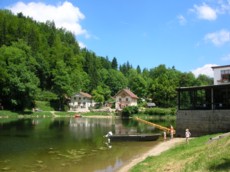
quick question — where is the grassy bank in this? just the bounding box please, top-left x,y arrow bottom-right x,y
0,110 -> 77,118
131,134 -> 230,172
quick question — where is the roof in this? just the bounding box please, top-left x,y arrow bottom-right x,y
176,83 -> 230,91
114,88 -> 138,99
74,92 -> 92,98
212,65 -> 230,69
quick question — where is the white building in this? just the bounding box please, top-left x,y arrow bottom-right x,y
114,88 -> 138,110
212,65 -> 230,85
69,92 -> 95,112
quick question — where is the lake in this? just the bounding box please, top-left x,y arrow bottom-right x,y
0,116 -> 174,172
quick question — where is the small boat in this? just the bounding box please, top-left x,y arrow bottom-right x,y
108,133 -> 161,141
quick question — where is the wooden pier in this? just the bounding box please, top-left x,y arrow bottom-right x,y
134,117 -> 175,134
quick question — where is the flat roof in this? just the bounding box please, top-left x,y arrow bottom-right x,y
211,65 -> 230,69
177,83 -> 230,91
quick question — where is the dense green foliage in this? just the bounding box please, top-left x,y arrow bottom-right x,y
0,10 -> 213,111
122,106 -> 139,117
143,107 -> 176,116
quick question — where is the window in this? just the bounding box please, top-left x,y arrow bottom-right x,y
221,69 -> 230,82
178,88 -> 211,110
126,98 -> 129,101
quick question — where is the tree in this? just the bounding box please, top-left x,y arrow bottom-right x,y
111,57 -> 118,70
92,85 -> 111,105
127,69 -> 147,98
136,65 -> 141,74
52,60 -> 74,110
119,61 -> 133,76
0,41 -> 39,110
106,69 -> 128,96
196,74 -> 213,86
82,49 -> 99,92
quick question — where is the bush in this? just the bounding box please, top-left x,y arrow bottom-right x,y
35,101 -> 55,111
122,106 -> 139,117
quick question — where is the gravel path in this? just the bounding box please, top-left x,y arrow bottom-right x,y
117,138 -> 185,172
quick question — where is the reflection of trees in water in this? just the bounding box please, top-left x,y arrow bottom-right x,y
49,119 -> 66,129
69,118 -> 114,140
0,118 -> 34,130
114,118 -> 167,134
115,118 -> 176,134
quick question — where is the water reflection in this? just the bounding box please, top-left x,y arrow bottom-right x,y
0,117 -> 170,172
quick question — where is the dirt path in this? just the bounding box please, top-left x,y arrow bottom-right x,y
117,138 -> 185,172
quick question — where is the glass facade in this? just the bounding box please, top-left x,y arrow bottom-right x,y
177,84 -> 230,110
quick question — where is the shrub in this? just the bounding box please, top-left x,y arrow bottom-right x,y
143,107 -> 176,116
122,106 -> 139,117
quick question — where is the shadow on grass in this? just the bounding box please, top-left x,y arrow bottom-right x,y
209,158 -> 230,171
18,111 -> 33,115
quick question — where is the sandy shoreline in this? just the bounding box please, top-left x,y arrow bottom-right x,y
117,138 -> 185,172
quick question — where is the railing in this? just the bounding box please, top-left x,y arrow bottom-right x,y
217,79 -> 230,84
179,102 -> 230,110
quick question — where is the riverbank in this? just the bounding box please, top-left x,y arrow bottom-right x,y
117,138 -> 185,172
127,133 -> 230,172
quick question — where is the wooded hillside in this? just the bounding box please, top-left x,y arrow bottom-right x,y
0,10 -> 213,110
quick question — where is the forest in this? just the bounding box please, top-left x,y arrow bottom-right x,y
0,9 -> 213,111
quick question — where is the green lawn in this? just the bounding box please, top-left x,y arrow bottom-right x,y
131,134 -> 230,172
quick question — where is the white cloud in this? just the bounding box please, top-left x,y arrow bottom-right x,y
78,42 -> 86,49
204,29 -> 230,46
177,15 -> 187,25
191,3 -> 217,21
192,64 -> 218,78
8,1 -> 88,37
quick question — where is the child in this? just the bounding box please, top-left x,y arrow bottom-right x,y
170,125 -> 174,139
185,128 -> 191,143
163,131 -> 167,141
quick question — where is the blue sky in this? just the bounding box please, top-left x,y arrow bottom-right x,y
1,0 -> 230,77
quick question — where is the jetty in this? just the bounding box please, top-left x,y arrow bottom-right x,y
134,117 -> 175,133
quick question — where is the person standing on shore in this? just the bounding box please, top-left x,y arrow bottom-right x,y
185,128 -> 191,144
163,131 -> 167,141
170,125 -> 174,139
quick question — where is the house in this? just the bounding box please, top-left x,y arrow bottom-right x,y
176,65 -> 230,136
212,65 -> 230,85
114,88 -> 138,110
69,92 -> 95,112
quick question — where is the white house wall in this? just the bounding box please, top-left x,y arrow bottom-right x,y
69,94 -> 95,112
115,96 -> 137,109
213,68 -> 222,85
213,66 -> 230,85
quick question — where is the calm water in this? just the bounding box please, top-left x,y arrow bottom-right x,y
0,117 -> 172,172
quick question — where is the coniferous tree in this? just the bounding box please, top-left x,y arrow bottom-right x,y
111,57 -> 118,70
